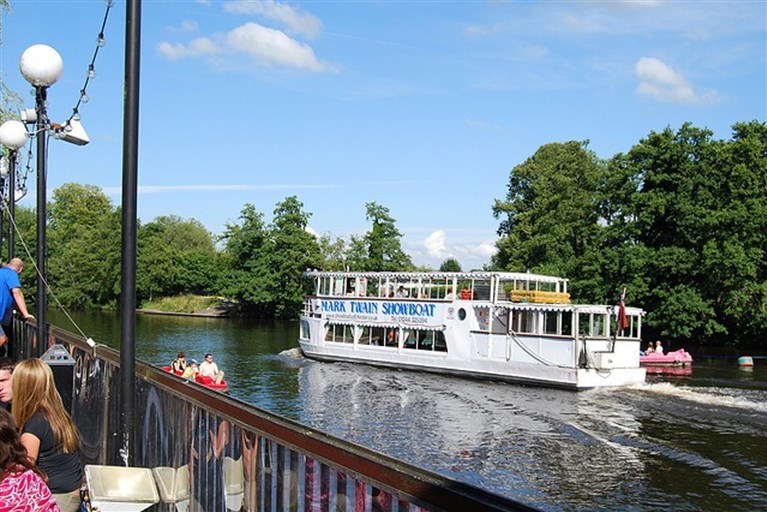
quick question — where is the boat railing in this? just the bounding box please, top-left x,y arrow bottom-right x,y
305,271 -> 568,305
13,318 -> 537,512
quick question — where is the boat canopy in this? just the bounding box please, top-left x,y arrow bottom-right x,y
304,270 -> 565,284
304,270 -> 570,302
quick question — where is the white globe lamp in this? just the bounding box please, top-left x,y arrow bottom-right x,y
0,120 -> 29,150
19,44 -> 63,87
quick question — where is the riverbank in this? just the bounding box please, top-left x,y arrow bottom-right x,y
138,295 -> 234,318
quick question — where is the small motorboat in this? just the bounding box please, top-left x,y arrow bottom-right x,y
640,348 -> 693,367
160,366 -> 229,392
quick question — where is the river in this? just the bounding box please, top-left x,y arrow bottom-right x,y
47,310 -> 767,512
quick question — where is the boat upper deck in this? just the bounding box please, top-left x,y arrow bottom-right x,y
305,270 -> 570,303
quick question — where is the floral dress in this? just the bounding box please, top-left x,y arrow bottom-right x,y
0,467 -> 61,512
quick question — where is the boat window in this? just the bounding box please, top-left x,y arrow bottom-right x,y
543,311 -> 558,334
594,314 -> 607,337
474,284 -> 491,300
578,314 -> 591,337
514,310 -> 537,334
300,319 -> 310,339
325,323 -> 354,344
403,329 -> 416,349
434,331 -> 447,352
620,314 -> 639,338
402,329 -> 447,352
458,308 -> 466,321
359,326 -> 389,346
561,312 -> 573,336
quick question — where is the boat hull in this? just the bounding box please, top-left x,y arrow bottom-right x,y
161,366 -> 229,392
640,348 -> 693,367
300,346 -> 646,390
299,323 -> 646,390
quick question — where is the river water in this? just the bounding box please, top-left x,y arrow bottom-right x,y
48,310 -> 767,512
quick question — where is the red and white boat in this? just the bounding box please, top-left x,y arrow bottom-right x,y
640,348 -> 693,367
161,366 -> 229,392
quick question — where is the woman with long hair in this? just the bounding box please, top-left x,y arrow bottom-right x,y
12,358 -> 82,512
0,407 -> 60,511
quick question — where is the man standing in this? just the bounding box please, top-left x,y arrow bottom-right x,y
0,258 -> 34,356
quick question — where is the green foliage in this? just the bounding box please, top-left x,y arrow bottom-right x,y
142,295 -> 220,313
219,203 -> 272,316
47,184 -> 121,308
493,121 -> 767,348
439,258 -> 462,272
492,141 -> 607,298
357,202 -> 413,271
136,215 -> 218,303
266,196 -> 321,319
317,234 -> 347,271
219,198 -> 321,319
4,205 -> 37,300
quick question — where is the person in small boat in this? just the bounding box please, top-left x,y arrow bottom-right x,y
181,359 -> 199,379
644,342 -> 655,355
171,352 -> 187,373
654,340 -> 664,355
199,353 -> 225,385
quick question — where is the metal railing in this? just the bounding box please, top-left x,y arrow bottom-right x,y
13,319 -> 538,512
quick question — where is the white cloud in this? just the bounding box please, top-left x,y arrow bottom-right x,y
226,22 -> 330,71
224,0 -> 322,39
180,21 -> 199,33
157,38 -> 220,60
166,20 -> 199,33
415,229 -> 497,270
157,22 -> 334,72
634,57 -> 720,104
465,118 -> 505,132
424,230 -> 448,259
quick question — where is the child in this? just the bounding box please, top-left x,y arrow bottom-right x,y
181,359 -> 199,379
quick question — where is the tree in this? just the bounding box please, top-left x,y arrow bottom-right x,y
219,203 -> 273,316
266,196 -> 321,318
317,234 -> 347,271
47,184 -> 121,308
136,215 -> 218,302
344,235 -> 368,272
361,202 -> 413,271
5,205 -> 37,301
439,258 -> 462,272
597,121 -> 767,346
492,141 -> 608,300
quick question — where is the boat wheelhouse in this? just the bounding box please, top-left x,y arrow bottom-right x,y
298,271 -> 646,389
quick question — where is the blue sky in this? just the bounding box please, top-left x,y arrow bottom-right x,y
1,0 -> 765,270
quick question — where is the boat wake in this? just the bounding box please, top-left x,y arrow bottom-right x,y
634,382 -> 767,413
277,347 -> 312,367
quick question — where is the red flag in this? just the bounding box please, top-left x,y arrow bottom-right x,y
617,286 -> 629,332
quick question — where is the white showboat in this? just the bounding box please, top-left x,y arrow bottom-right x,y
298,271 -> 646,389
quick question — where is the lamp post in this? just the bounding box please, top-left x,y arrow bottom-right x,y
0,120 -> 29,261
19,44 -> 63,346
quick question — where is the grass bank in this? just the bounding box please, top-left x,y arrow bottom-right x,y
141,295 -> 223,314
